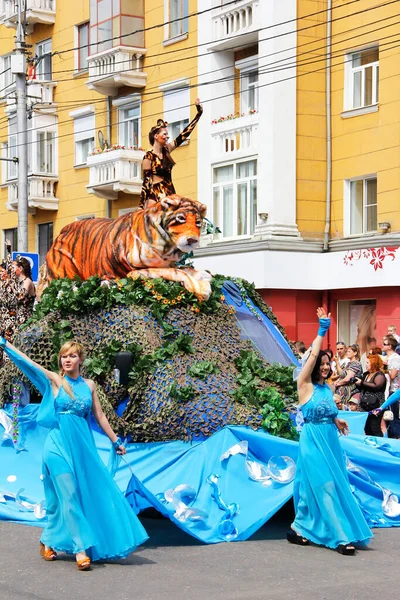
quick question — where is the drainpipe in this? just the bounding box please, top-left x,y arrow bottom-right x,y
323,0 -> 332,251
106,96 -> 112,219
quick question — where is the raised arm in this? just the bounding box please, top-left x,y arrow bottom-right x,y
168,98 -> 203,152
376,388 -> 400,412
0,336 -> 57,395
297,307 -> 331,388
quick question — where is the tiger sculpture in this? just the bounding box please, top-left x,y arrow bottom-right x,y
37,195 -> 212,301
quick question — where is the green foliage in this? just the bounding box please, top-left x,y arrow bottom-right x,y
233,350 -> 298,440
84,340 -> 142,379
187,361 -> 220,380
28,276 -> 225,326
168,382 -> 197,403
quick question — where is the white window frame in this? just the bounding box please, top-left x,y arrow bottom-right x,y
235,55 -> 259,114
74,22 -> 90,73
36,222 -> 54,265
70,106 -> 95,167
344,47 -> 379,111
0,54 -> 15,98
0,0 -> 6,20
28,112 -> 58,175
35,39 -> 52,81
344,175 -> 378,237
115,99 -> 141,148
164,0 -> 189,41
212,158 -> 258,240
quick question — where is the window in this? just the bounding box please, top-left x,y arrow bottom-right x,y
346,47 -> 379,110
0,1 -> 6,19
38,132 -> 55,174
3,228 -> 17,256
236,55 -> 259,114
37,223 -> 54,265
89,0 -> 144,54
119,103 -> 140,147
167,0 -> 189,39
347,176 -> 377,235
163,87 -> 190,141
213,159 -> 257,239
73,112 -> 95,166
35,39 -> 52,81
77,22 -> 89,71
241,70 -> 259,112
0,54 -> 15,96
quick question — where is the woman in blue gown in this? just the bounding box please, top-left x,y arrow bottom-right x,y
0,336 -> 148,570
288,308 -> 372,555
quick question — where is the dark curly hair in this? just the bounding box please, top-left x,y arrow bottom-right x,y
311,350 -> 332,383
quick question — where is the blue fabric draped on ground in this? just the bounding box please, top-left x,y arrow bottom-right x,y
1,405 -> 400,543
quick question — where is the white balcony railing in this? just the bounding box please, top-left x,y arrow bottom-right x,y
5,80 -> 57,110
86,148 -> 143,199
211,113 -> 259,161
210,0 -> 259,51
86,46 -> 147,96
4,0 -> 56,28
6,175 -> 59,211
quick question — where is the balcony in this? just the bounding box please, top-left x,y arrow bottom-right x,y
5,80 -> 57,111
86,46 -> 147,96
211,113 -> 259,162
86,148 -> 143,199
4,0 -> 56,29
6,175 -> 59,212
209,0 -> 259,51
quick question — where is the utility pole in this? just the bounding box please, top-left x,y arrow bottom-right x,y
11,1 -> 28,251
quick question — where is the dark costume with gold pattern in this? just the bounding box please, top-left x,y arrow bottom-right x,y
140,104 -> 203,208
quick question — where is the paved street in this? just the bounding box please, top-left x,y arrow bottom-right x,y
0,504 -> 398,600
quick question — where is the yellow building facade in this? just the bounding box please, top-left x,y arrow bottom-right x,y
0,0 -> 200,263
297,0 -> 400,240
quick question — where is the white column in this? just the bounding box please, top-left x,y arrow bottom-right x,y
254,0 -> 300,240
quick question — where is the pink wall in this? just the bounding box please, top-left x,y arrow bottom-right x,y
259,287 -> 400,349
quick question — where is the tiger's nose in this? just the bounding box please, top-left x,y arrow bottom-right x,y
187,237 -> 199,246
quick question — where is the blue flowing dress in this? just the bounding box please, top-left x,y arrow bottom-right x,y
2,343 -> 148,561
292,383 -> 372,548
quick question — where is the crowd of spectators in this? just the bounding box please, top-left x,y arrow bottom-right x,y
295,326 -> 400,438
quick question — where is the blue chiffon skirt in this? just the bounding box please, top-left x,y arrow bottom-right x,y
292,421 -> 372,548
41,413 -> 149,561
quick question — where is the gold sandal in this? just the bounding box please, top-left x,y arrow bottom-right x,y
76,556 -> 91,571
40,541 -> 57,561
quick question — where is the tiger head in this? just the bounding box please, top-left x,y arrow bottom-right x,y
150,195 -> 207,254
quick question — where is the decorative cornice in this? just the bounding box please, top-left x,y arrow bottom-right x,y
194,237 -> 323,258
329,233 -> 400,252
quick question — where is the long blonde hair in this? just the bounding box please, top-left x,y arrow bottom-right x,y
58,341 -> 85,399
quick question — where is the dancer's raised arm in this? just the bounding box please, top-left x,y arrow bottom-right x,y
297,307 -> 331,390
0,336 -> 58,395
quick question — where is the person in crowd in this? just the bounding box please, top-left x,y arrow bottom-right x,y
355,355 -> 386,436
334,393 -> 350,411
0,337 -> 149,570
294,341 -> 307,358
334,344 -> 362,404
324,348 -> 335,386
383,335 -> 400,394
140,98 -> 203,209
287,307 -> 372,555
348,398 -> 361,412
372,386 -> 400,439
381,335 -> 400,438
0,243 -> 35,346
387,325 -> 400,344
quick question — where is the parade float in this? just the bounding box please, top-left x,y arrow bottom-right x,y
1,196 -> 400,543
